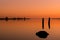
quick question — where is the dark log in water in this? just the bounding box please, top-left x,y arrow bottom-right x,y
36,31 -> 49,38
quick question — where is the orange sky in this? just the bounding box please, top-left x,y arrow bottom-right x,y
0,0 -> 60,18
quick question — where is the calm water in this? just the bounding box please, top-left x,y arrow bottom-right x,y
0,18 -> 60,40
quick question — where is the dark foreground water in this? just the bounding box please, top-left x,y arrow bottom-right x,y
0,18 -> 60,40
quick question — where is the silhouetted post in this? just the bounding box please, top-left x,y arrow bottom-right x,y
42,18 -> 44,29
48,17 -> 50,29
36,18 -> 49,38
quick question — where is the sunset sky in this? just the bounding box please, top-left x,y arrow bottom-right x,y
0,0 -> 60,18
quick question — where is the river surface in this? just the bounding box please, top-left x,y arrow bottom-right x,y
0,18 -> 60,40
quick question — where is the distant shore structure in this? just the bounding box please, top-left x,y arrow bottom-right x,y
0,17 -> 30,21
